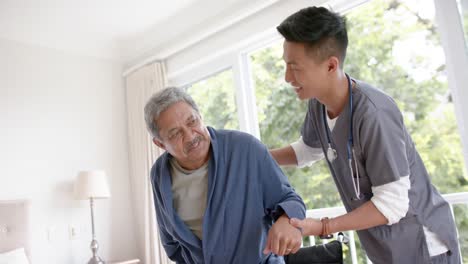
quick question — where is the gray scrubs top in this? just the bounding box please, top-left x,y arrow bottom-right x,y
301,78 -> 461,264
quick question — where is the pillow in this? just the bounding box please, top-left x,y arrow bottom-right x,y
0,248 -> 30,264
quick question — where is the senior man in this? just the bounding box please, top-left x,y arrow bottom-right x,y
144,87 -> 306,264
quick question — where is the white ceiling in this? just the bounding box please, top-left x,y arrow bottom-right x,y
0,0 -> 278,62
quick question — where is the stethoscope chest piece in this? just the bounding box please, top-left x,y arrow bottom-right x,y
327,146 -> 338,162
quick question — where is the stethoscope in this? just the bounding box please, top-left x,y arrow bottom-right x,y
323,74 -> 361,200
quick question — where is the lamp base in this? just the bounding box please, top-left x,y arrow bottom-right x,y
88,256 -> 105,264
88,238 -> 105,264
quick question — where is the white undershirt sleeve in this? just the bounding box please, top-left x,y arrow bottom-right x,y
290,137 -> 324,168
370,175 -> 410,225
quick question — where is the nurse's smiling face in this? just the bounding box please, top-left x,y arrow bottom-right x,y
153,101 -> 211,170
283,41 -> 331,101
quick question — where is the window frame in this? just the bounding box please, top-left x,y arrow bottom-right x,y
167,0 -> 468,172
434,0 -> 468,173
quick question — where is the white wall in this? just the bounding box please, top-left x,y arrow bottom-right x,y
0,38 -> 137,263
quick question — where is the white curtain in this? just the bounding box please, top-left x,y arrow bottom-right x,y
125,62 -> 173,264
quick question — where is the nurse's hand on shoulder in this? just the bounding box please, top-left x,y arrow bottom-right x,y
289,217 -> 322,236
263,214 -> 302,256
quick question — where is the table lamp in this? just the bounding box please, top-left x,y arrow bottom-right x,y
74,170 -> 111,264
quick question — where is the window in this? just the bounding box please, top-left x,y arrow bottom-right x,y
346,0 -> 466,192
346,1 -> 467,260
186,69 -> 239,130
168,0 -> 468,261
251,0 -> 466,205
249,0 -> 467,261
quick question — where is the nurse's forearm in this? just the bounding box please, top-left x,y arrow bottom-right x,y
329,201 -> 388,233
270,146 -> 298,166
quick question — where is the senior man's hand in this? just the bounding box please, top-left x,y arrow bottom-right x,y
263,214 -> 302,256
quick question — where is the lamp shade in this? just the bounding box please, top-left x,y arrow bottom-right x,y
74,170 -> 111,200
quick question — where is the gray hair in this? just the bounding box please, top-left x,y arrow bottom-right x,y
144,86 -> 200,139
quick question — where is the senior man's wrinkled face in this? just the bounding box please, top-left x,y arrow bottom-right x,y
153,101 -> 211,170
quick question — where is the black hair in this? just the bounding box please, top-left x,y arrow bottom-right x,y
277,6 -> 348,67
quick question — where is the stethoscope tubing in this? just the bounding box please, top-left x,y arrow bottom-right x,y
323,74 -> 361,200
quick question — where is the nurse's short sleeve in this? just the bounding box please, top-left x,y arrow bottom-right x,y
301,101 -> 322,148
360,107 -> 410,186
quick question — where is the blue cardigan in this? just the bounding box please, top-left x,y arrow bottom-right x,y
150,127 -> 306,264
